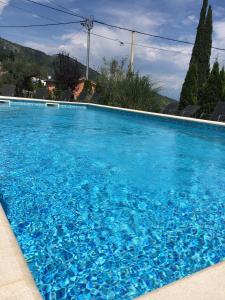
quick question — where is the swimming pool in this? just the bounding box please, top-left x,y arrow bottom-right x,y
0,101 -> 225,299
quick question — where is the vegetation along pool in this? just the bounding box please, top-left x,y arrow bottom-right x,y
0,101 -> 225,299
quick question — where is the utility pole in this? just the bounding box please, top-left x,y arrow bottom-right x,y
81,17 -> 94,80
130,31 -> 135,72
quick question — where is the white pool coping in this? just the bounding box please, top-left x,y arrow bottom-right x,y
0,205 -> 42,300
2,95 -> 225,128
1,95 -> 225,299
136,261 -> 225,300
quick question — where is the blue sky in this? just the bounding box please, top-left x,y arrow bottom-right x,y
0,0 -> 225,99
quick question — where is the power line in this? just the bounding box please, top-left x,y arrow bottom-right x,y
89,31 -> 223,63
24,0 -> 85,20
90,31 -> 224,62
94,20 -> 225,52
90,32 -> 192,56
94,20 -> 193,46
90,32 -> 124,44
2,0 -> 225,55
89,31 -> 184,54
1,0 -> 224,79
20,0 -> 225,52
0,4 -> 204,57
0,0 -> 82,28
0,21 -> 81,28
0,16 -> 221,59
131,43 -> 191,55
27,2 -> 195,59
47,1 -> 78,15
0,0 -> 59,23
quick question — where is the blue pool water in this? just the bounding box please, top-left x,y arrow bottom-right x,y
0,101 -> 225,299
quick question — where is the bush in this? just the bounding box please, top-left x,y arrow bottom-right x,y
53,52 -> 81,90
83,80 -> 92,94
96,58 -> 161,112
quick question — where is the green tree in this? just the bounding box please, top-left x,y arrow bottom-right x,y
191,1 -> 212,89
53,52 -> 81,90
198,5 -> 213,104
83,80 -> 92,94
204,6 -> 213,81
201,61 -> 223,113
179,64 -> 198,110
220,67 -> 225,101
97,58 -> 162,112
180,0 -> 213,109
1,58 -> 42,96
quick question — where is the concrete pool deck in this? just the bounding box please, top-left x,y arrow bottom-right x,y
1,203 -> 225,300
0,205 -> 42,300
2,95 -> 225,129
136,261 -> 225,300
1,96 -> 225,299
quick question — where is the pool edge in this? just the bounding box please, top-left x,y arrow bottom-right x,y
1,96 -> 225,299
2,95 -> 225,128
1,198 -> 225,300
0,205 -> 42,300
135,260 -> 225,300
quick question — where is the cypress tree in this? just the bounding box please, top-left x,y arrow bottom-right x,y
204,6 -> 213,81
180,0 -> 213,110
179,64 -> 198,110
190,0 -> 212,89
220,67 -> 225,81
221,67 -> 225,101
201,61 -> 223,113
198,5 -> 213,105
190,0 -> 208,65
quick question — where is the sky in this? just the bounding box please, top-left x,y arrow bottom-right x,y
0,0 -> 225,99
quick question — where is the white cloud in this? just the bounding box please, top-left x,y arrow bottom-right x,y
24,5 -> 191,99
156,74 -> 183,92
0,0 -> 10,15
213,20 -> 225,63
97,5 -> 172,38
214,20 -> 225,44
214,6 -> 225,18
35,28 -> 190,98
24,41 -> 59,54
182,15 -> 198,26
25,3 -> 219,99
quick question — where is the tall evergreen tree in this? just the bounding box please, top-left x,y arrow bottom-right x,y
190,0 -> 208,65
191,2 -> 212,88
204,6 -> 213,81
221,67 -> 225,101
201,61 -> 223,113
53,52 -> 81,90
220,67 -> 225,82
179,0 -> 213,110
179,64 -> 198,110
198,5 -> 213,105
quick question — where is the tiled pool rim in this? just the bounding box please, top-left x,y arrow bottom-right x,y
0,204 -> 42,300
2,95 -> 225,129
1,95 -> 225,300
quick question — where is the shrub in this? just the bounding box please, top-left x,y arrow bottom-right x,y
96,58 -> 161,112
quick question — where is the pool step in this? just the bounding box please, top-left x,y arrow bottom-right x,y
0,100 -> 10,105
45,102 -> 59,108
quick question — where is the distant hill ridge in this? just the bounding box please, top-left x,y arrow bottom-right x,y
0,37 -> 176,108
0,37 -> 99,81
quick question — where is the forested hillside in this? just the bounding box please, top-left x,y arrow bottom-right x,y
0,37 -> 98,81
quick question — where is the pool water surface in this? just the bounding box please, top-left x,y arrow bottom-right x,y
0,102 -> 225,299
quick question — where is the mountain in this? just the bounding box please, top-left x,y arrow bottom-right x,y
0,37 -> 98,81
155,94 -> 178,109
0,37 -> 175,111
